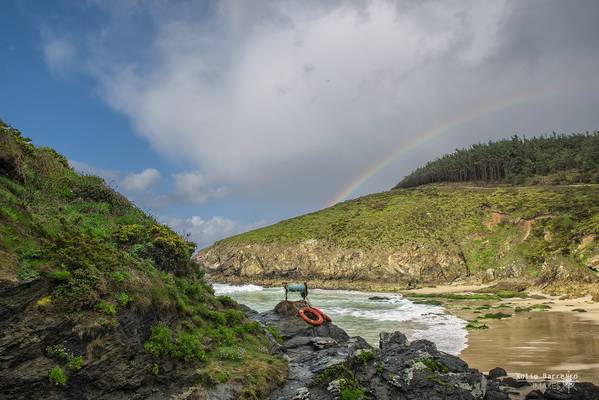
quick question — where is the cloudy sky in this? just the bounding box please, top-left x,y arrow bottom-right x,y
2,0 -> 599,247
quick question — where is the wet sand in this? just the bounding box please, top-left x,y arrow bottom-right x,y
459,310 -> 599,384
410,285 -> 599,384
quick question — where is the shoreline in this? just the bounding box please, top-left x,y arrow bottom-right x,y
211,278 -> 599,384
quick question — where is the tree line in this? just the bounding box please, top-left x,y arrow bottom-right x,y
394,132 -> 599,188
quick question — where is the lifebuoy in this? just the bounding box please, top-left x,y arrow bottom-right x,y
312,307 -> 332,323
298,307 -> 325,326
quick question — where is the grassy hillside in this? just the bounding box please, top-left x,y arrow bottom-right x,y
210,184 -> 599,288
0,121 -> 285,399
396,133 -> 599,188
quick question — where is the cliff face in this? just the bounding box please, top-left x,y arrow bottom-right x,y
198,240 -> 465,289
197,186 -> 599,291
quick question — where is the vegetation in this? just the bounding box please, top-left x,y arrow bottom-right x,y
479,312 -> 512,320
395,132 -> 599,188
0,120 -> 284,396
465,321 -> 488,330
213,179 -> 599,285
48,367 -> 67,386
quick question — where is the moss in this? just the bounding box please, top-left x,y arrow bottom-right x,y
465,321 -> 489,330
340,387 -> 365,400
48,366 -> 67,386
426,374 -> 453,388
421,358 -> 449,373
266,325 -> 283,344
479,312 -> 512,319
354,350 -> 375,364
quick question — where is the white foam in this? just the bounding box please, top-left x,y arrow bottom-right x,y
212,283 -> 264,294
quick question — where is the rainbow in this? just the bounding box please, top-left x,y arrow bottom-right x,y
328,83 -> 574,206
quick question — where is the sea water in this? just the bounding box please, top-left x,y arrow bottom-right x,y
213,283 -> 468,355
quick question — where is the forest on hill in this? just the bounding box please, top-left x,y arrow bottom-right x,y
395,132 -> 599,188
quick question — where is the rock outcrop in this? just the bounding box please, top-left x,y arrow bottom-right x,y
253,300 -> 599,400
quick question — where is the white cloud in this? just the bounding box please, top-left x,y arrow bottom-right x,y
164,216 -> 267,248
42,37 -> 75,75
70,1 -> 599,205
121,168 -> 161,192
172,171 -> 227,203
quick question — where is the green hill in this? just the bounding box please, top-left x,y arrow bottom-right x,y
198,145 -> 599,297
0,121 -> 285,399
396,132 -> 599,188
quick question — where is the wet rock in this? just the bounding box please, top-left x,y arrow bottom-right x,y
488,367 -> 507,379
543,382 -> 599,399
525,390 -> 546,399
292,387 -> 311,400
379,331 -> 408,350
312,337 -> 337,350
368,296 -> 391,301
501,376 -> 529,388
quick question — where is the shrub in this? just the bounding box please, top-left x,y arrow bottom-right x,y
172,332 -> 207,363
66,355 -> 83,371
144,324 -> 173,357
217,295 -> 236,307
116,292 -> 130,307
48,270 -> 71,282
95,301 -> 116,316
224,309 -> 244,326
48,366 -> 67,386
36,295 -> 52,307
16,264 -> 39,281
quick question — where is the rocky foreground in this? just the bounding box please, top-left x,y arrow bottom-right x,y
250,301 -> 599,400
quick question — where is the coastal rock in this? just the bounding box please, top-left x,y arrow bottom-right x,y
488,367 -> 507,379
259,300 -> 510,400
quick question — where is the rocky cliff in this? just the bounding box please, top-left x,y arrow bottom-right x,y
197,186 -> 599,294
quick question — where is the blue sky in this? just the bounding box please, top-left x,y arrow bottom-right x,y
2,1 -> 599,248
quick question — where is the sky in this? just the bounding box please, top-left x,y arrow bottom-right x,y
1,0 -> 599,248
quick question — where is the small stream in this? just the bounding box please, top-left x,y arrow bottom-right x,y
213,283 -> 468,355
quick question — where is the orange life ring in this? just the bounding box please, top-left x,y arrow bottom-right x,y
312,307 -> 332,323
298,307 -> 324,326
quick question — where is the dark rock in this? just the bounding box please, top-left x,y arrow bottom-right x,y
488,367 -> 507,379
525,390 -> 546,400
544,382 -> 599,399
501,376 -> 529,388
368,296 -> 391,301
379,331 -> 408,350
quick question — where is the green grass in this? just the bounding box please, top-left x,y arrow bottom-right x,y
208,180 -> 599,283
